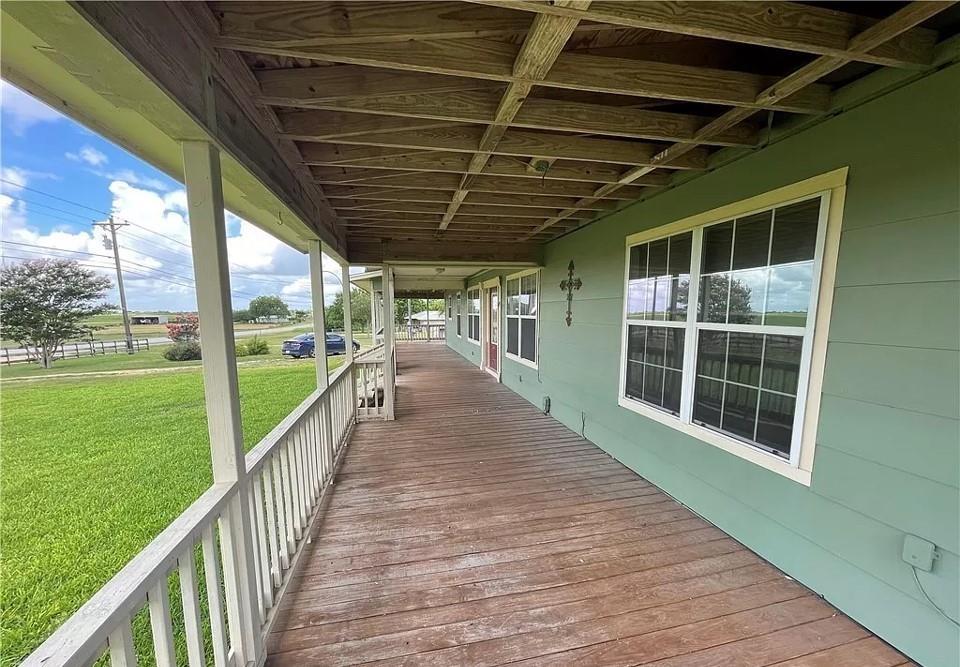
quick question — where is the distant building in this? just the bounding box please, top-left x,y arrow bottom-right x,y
407,310 -> 444,325
130,314 -> 169,325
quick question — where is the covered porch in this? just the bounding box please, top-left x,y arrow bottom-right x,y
6,1 -> 957,665
265,344 -> 908,666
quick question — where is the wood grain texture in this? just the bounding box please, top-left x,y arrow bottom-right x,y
264,345 -> 905,666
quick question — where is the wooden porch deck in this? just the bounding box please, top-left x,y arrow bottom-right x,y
266,345 -> 908,666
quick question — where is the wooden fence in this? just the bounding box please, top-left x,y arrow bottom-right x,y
2,339 -> 152,365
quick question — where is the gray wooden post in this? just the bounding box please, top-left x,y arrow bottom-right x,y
181,140 -> 262,664
382,265 -> 396,420
341,262 -> 354,363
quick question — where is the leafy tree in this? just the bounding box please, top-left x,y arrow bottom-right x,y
291,309 -> 310,323
0,258 -> 112,368
394,298 -> 443,326
325,288 -> 371,332
166,314 -> 199,342
233,308 -> 251,323
248,295 -> 289,321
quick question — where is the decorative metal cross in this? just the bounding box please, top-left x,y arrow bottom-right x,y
559,260 -> 582,327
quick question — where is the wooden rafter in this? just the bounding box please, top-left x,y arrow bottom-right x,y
312,171 -> 651,200
522,0 -> 956,240
468,0 -> 940,69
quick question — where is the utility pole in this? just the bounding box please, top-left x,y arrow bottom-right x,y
94,216 -> 134,353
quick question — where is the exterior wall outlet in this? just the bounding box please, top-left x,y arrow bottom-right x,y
902,534 -> 937,572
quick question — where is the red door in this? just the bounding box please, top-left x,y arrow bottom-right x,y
486,286 -> 499,374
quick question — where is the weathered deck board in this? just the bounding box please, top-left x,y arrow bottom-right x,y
267,344 -> 905,666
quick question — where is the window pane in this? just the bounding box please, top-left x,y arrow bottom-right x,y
702,221 -> 733,273
732,211 -> 772,270
697,330 -> 727,380
643,365 -> 664,405
625,360 -> 644,401
667,276 -> 690,322
506,278 -> 519,316
762,335 -> 803,395
627,325 -> 646,362
651,276 -> 672,320
521,274 -> 538,316
668,232 -> 693,277
699,273 -> 729,323
648,239 -> 668,277
693,377 -> 723,428
665,328 -> 684,370
765,262 -> 813,327
645,327 -> 666,366
520,318 -> 536,362
721,384 -> 759,441
629,243 -> 648,280
726,332 -> 763,386
626,278 -> 649,319
756,391 -> 795,457
772,198 -> 820,265
506,317 -> 519,355
663,370 -> 682,415
728,268 -> 767,325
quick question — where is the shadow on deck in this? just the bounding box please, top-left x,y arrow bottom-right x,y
266,345 -> 908,666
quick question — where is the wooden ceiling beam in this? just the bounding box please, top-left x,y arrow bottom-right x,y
523,0 -> 955,240
211,1 -> 568,47
260,62 -> 830,115
287,121 -> 713,167
348,238 -> 542,265
266,89 -> 753,148
333,200 -> 593,219
315,171 -> 649,200
272,109 -> 464,141
303,147 -> 670,185
256,65 -> 498,104
326,190 -> 617,211
469,0 -> 939,69
222,35 -> 830,113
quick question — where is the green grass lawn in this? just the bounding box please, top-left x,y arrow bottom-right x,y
0,357 -> 346,665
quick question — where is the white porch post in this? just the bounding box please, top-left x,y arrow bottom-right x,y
382,264 -> 396,420
308,241 -> 329,388
181,141 -> 262,665
341,262 -> 354,363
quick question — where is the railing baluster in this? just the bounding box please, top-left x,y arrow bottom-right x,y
201,525 -> 229,667
279,439 -> 299,546
270,454 -> 292,568
147,579 -> 176,667
108,618 -> 138,667
246,485 -> 266,621
305,414 -> 318,502
178,548 -> 206,667
250,473 -> 273,611
262,462 -> 283,585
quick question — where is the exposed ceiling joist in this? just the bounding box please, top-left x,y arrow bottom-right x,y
523,0 -> 956,240
286,121 -> 716,167
468,0 -> 940,69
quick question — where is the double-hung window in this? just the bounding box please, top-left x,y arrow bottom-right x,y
467,287 -> 481,343
447,295 -> 453,321
455,291 -> 462,337
505,269 -> 538,367
619,172 -> 844,484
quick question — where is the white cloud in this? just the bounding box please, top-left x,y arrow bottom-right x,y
1,171 -> 335,312
0,81 -> 63,135
100,169 -> 169,191
66,146 -> 109,167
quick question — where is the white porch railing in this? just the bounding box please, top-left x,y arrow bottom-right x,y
22,357 -> 391,667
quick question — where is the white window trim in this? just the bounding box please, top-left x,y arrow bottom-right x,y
456,290 -> 462,338
466,286 -> 481,346
504,268 -> 539,370
617,168 -> 847,486
480,277 -> 502,379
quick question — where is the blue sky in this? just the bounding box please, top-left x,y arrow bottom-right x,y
1,80 -> 344,312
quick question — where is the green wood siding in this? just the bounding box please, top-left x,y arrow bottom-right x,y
445,63 -> 960,666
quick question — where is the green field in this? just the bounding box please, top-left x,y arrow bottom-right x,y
0,326 -> 353,380
0,355 -> 348,664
